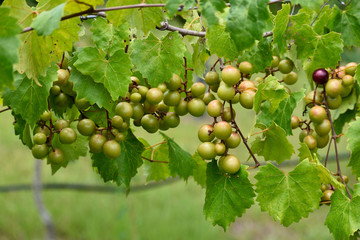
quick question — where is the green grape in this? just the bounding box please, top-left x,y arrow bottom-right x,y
207,100 -> 222,117
342,75 -> 354,87
157,101 -> 170,113
54,92 -> 69,109
309,106 -> 327,124
304,135 -> 317,150
103,140 -> 121,159
167,74 -> 182,90
215,142 -> 226,155
187,98 -> 206,117
325,79 -> 342,98
198,124 -> 215,142
174,99 -> 188,116
314,119 -> 331,136
32,144 -> 49,159
238,80 -> 256,92
159,119 -> 170,131
321,189 -> 334,201
75,98 -> 90,110
345,62 -> 357,76
146,88 -> 163,105
291,116 -> 300,129
217,84 -> 235,101
271,56 -> 280,68
59,127 -> 77,144
117,120 -> 130,132
163,112 -> 180,128
225,132 -> 241,148
50,85 -> 61,96
312,132 -> 329,149
34,132 -> 47,145
223,107 -> 235,122
326,95 -> 342,109
130,92 -> 142,103
138,86 -> 149,99
278,59 -> 294,74
282,71 -> 298,85
54,119 -> 70,130
218,154 -> 240,174
163,90 -> 181,106
34,126 -> 51,136
111,115 -> 124,129
40,111 -> 51,122
77,119 -> 96,136
115,102 -> 133,119
239,90 -> 255,109
213,121 -> 232,140
141,114 -> 159,133
205,71 -> 220,86
238,61 -> 252,74
48,148 -> 65,165
304,90 -> 324,106
191,82 -> 206,98
115,132 -> 126,142
56,69 -> 69,86
197,142 -> 217,160
143,100 -> 158,114
221,66 -> 240,86
340,84 -> 353,98
203,92 -> 216,105
157,83 -> 168,92
209,84 -> 219,93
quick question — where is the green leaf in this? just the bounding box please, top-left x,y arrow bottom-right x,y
293,25 -> 343,77
143,143 -> 172,182
312,155 -> 345,190
92,129 -> 144,191
238,38 -> 273,73
291,0 -> 323,10
192,152 -> 207,188
130,32 -> 186,86
204,161 -> 255,230
206,24 -> 238,60
64,0 -> 104,12
355,64 -> 360,83
298,143 -> 313,162
106,0 -> 164,35
226,0 -> 270,51
257,90 -> 304,135
251,123 -> 294,164
192,41 -> 209,77
90,17 -> 129,56
334,83 -> 358,120
272,4 -> 290,54
31,3 -> 65,36
328,2 -> 360,48
325,190 -> 360,240
255,160 -> 322,227
70,67 -> 113,111
2,65 -> 57,127
166,0 -> 195,17
0,7 -> 22,90
254,75 -> 289,114
312,5 -> 333,35
199,0 -> 226,27
49,127 -> 88,174
74,47 -> 132,100
12,112 -> 32,149
334,108 -> 357,135
161,132 -> 197,180
346,117 -> 360,177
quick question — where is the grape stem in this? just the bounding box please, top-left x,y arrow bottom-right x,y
182,57 -> 192,101
229,101 -> 260,167
145,141 -> 167,150
105,109 -> 112,140
47,99 -> 55,152
322,84 -> 352,199
210,58 -> 221,71
141,156 -> 169,164
0,106 -> 11,113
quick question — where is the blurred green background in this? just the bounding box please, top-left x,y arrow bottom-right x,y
0,96 -> 353,240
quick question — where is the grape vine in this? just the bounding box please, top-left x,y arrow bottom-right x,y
1,0 -> 360,239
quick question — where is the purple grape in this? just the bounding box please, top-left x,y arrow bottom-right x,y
312,69 -> 329,84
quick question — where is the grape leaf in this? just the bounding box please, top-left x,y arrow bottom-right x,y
31,3 -> 65,36
2,65 -> 57,127
143,143 -> 172,182
192,41 -> 209,77
291,0 -> 323,10
334,84 -> 358,120
328,1 -> 360,48
272,3 -> 290,55
106,0 -> 164,36
311,155 -> 345,190
161,132 -> 197,180
257,90 -> 304,135
49,127 -> 88,174
251,123 -> 294,164
298,143 -> 313,162
238,38 -> 273,73
130,32 -> 186,86
74,47 -> 132,100
204,161 -> 255,230
255,160 -> 322,227
64,0 -> 104,12
226,0 -> 270,51
192,152 -> 207,188
90,17 -> 129,57
0,8 -> 21,90
312,5 -> 333,35
199,0 -> 226,27
70,66 -> 113,111
254,75 -> 289,114
334,108 -> 357,135
166,0 -> 195,17
346,117 -> 360,177
206,24 -> 238,60
293,25 -> 343,77
12,112 -> 32,149
325,190 -> 360,240
92,129 -> 144,191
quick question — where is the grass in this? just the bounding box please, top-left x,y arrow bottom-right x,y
0,104 -> 353,239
